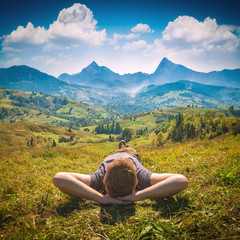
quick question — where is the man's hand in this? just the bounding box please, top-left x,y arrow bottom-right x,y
117,191 -> 140,202
99,194 -> 132,205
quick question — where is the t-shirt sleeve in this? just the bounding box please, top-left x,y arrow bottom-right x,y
130,156 -> 152,191
136,167 -> 152,191
90,163 -> 105,192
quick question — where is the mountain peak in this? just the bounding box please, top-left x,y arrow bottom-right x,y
80,61 -> 101,74
161,57 -> 171,64
159,57 -> 175,67
154,57 -> 176,74
88,61 -> 99,68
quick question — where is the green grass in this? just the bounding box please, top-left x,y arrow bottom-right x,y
0,89 -> 116,128
119,114 -> 156,131
0,122 -> 93,148
0,130 -> 239,239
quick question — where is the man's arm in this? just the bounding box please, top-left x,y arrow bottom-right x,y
118,173 -> 188,202
53,172 -> 131,205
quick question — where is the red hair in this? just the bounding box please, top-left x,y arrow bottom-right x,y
104,158 -> 137,198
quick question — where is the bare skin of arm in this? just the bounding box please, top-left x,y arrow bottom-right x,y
53,172 -> 131,205
118,173 -> 188,202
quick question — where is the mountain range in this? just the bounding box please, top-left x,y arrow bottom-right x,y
0,65 -> 128,107
0,58 -> 240,115
59,58 -> 240,95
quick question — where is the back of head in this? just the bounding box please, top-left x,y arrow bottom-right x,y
105,158 -> 137,198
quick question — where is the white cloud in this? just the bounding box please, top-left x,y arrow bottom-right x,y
110,33 -> 140,44
145,16 -> 240,72
1,3 -> 107,52
131,23 -> 153,33
123,40 -> 149,51
161,16 -> 239,52
48,3 -> 106,47
2,22 -> 48,51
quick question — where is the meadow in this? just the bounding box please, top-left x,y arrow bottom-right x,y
0,130 -> 239,239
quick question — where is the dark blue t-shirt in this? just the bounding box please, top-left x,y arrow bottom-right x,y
90,152 -> 152,193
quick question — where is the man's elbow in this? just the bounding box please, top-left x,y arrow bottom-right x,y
179,175 -> 188,190
53,172 -> 66,187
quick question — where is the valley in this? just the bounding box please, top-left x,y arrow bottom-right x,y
0,58 -> 239,116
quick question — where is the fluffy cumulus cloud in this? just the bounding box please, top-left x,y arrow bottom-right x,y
161,16 -> 239,51
146,16 -> 240,71
2,3 -> 107,52
2,23 -> 49,52
131,23 -> 153,33
48,3 -> 106,47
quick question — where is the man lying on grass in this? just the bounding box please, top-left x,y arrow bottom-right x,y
53,141 -> 188,205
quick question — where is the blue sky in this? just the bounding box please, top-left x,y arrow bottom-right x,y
0,0 -> 239,77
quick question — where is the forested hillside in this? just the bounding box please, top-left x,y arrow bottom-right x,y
154,111 -> 240,144
0,88 -> 118,129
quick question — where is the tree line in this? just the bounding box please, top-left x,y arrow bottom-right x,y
155,111 -> 240,143
95,121 -> 122,134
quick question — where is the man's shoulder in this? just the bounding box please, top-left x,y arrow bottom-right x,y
104,152 -> 135,161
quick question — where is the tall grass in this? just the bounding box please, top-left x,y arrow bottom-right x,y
0,134 -> 239,239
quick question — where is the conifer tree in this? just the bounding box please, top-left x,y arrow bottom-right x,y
115,122 -> 122,134
52,139 -> 57,147
122,128 -> 132,142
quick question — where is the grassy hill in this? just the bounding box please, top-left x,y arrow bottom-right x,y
0,131 -> 239,239
137,80 -> 240,109
134,90 -> 232,111
0,89 -> 117,129
118,106 -> 240,132
1,93 -> 239,148
1,104 -> 239,157
0,103 -> 240,238
0,121 -> 96,148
